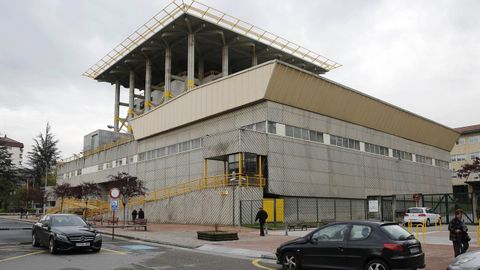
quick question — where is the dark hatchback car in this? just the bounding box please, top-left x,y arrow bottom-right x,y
276,221 -> 424,270
32,214 -> 102,254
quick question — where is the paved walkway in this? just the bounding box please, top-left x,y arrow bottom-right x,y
2,215 -> 479,269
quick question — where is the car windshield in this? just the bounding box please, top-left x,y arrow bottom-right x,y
407,208 -> 423,213
51,216 -> 87,227
381,224 -> 413,240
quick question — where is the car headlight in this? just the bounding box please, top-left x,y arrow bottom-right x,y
56,234 -> 68,241
95,233 -> 102,240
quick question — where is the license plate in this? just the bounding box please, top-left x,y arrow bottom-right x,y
76,242 -> 90,247
409,247 -> 420,254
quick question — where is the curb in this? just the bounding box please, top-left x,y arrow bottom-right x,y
98,230 -> 202,249
261,254 -> 277,260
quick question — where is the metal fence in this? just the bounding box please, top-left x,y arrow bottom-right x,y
240,197 -> 367,225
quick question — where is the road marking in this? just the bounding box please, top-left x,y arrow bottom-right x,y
0,250 -> 46,263
252,259 -> 276,270
102,248 -> 128,255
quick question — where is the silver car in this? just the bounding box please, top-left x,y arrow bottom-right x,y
447,250 -> 480,270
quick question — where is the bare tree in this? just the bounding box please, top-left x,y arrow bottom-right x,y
106,172 -> 147,224
52,183 -> 72,212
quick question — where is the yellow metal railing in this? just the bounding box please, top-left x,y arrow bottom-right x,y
128,173 -> 266,207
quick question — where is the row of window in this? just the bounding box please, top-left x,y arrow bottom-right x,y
365,143 -> 389,156
138,138 -> 202,162
456,135 -> 480,145
264,121 -> 447,168
451,152 -> 479,162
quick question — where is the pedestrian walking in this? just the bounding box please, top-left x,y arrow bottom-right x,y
131,209 -> 138,221
255,207 -> 268,236
448,209 -> 471,257
138,208 -> 145,219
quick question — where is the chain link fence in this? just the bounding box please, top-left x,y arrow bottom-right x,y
240,197 -> 367,225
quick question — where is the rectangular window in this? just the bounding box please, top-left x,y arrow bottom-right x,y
268,121 -> 277,134
128,156 -> 134,164
191,138 -> 201,149
157,147 -> 166,157
468,136 -> 480,144
456,138 -> 465,145
138,152 -> 146,162
301,128 -> 310,140
115,159 -> 123,167
76,169 -> 82,176
470,152 -> 480,159
293,127 -> 301,139
435,159 -> 449,169
309,131 -> 323,143
243,124 -> 255,130
106,162 -> 112,169
97,164 -> 103,171
416,155 -> 432,165
330,135 -> 360,150
168,144 -> 178,155
180,141 -> 191,152
255,122 -> 266,133
393,149 -> 413,161
365,143 -> 389,156
285,125 -> 294,137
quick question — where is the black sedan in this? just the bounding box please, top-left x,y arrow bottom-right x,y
276,221 -> 424,270
32,214 -> 102,254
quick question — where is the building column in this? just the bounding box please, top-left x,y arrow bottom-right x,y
222,45 -> 229,77
187,33 -> 195,90
144,57 -> 152,111
114,80 -> 120,132
164,47 -> 172,100
128,70 -> 135,133
252,46 -> 257,66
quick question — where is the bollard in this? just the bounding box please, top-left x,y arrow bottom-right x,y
416,224 -> 425,243
285,223 -> 288,236
407,221 -> 413,233
434,218 -> 442,230
477,219 -> 480,246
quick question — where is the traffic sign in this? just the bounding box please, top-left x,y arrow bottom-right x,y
110,188 -> 120,199
111,199 -> 118,211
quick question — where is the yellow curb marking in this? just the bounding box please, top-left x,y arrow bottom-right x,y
0,250 -> 46,263
101,248 -> 128,255
252,259 -> 275,270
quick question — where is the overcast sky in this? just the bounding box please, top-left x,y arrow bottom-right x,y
1,0 -> 479,161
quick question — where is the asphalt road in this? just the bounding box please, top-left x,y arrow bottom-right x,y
0,217 -> 33,245
0,218 -> 281,270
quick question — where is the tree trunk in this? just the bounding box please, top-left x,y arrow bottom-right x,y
60,197 -> 64,212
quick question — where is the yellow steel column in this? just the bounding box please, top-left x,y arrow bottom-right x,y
203,159 -> 207,189
258,155 -> 263,187
238,152 -> 243,187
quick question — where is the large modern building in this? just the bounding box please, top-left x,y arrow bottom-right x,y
0,134 -> 24,167
451,124 -> 480,193
58,1 -> 458,224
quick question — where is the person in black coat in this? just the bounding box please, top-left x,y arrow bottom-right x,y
255,207 -> 269,236
138,208 -> 145,220
448,209 -> 470,257
131,209 -> 138,221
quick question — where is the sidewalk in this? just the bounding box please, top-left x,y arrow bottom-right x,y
2,215 -> 479,269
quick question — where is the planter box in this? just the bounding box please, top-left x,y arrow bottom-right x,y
197,231 -> 239,241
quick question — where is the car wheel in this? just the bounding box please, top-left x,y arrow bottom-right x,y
32,233 -> 40,247
365,259 -> 389,270
426,218 -> 431,227
282,252 -> 301,270
49,238 -> 57,254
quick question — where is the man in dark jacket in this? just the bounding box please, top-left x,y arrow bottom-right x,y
131,209 -> 138,221
138,208 -> 145,220
255,207 -> 268,236
448,209 -> 470,257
